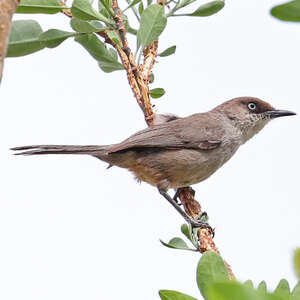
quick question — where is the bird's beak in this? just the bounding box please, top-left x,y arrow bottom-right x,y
265,110 -> 297,119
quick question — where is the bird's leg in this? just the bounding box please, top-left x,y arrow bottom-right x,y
158,187 -> 211,229
173,188 -> 182,205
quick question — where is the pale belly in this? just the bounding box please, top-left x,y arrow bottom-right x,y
124,144 -> 240,189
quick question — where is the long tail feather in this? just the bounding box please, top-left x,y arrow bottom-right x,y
11,145 -> 109,156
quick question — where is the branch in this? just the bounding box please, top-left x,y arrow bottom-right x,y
140,40 -> 158,88
198,228 -> 235,279
111,0 -> 155,126
177,188 -> 235,279
0,0 -> 19,83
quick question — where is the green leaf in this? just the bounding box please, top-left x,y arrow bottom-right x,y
159,290 -> 198,300
71,18 -> 105,33
127,26 -> 138,35
16,0 -> 67,14
137,4 -> 167,48
71,0 -> 113,24
39,29 -> 76,48
106,30 -> 122,47
207,281 -> 282,300
258,281 -> 268,293
150,88 -> 165,99
180,224 -> 198,248
149,73 -> 154,83
294,248 -> 300,279
123,0 -> 142,12
138,1 -> 144,16
98,48 -> 120,72
99,0 -> 113,16
159,45 -> 176,57
292,281 -> 300,300
208,282 -> 257,300
75,33 -> 123,72
271,0 -> 300,22
274,279 -> 290,299
7,20 -> 44,57
98,0 -> 112,18
108,48 -> 118,60
181,224 -> 193,241
160,237 -> 196,251
174,0 -> 224,17
196,251 -> 229,299
244,280 -> 254,288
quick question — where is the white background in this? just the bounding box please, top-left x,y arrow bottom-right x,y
1,0 -> 300,299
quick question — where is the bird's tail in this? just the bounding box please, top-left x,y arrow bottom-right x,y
11,145 -> 110,156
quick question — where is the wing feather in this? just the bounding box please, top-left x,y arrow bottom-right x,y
109,113 -> 224,153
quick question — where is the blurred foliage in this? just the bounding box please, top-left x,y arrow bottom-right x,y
159,247 -> 300,300
160,225 -> 300,300
271,0 -> 300,22
294,249 -> 300,279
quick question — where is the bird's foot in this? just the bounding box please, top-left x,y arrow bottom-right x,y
189,218 -> 210,228
158,187 -> 214,235
192,212 -> 214,236
173,189 -> 182,205
173,187 -> 195,205
197,211 -> 208,223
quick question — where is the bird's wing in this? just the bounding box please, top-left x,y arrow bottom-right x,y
109,113 -> 224,153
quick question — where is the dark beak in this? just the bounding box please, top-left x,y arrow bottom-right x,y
265,110 -> 297,119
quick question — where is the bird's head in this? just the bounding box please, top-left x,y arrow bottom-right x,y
214,97 -> 296,143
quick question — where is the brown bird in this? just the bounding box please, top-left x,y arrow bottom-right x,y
11,97 -> 296,227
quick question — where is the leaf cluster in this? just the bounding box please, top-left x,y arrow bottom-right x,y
8,0 -> 225,75
160,225 -> 300,300
159,249 -> 300,300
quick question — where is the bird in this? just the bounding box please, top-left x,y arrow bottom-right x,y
11,97 -> 296,227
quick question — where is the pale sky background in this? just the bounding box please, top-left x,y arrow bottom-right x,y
0,0 -> 300,299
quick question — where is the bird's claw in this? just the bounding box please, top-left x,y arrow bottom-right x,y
188,217 -> 215,237
158,187 -> 214,237
173,190 -> 182,205
198,211 -> 208,222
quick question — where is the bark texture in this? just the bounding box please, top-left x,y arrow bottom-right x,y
0,0 -> 19,83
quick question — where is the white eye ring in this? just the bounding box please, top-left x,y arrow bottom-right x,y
248,102 -> 256,110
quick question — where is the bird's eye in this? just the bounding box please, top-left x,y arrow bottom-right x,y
248,102 -> 256,111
